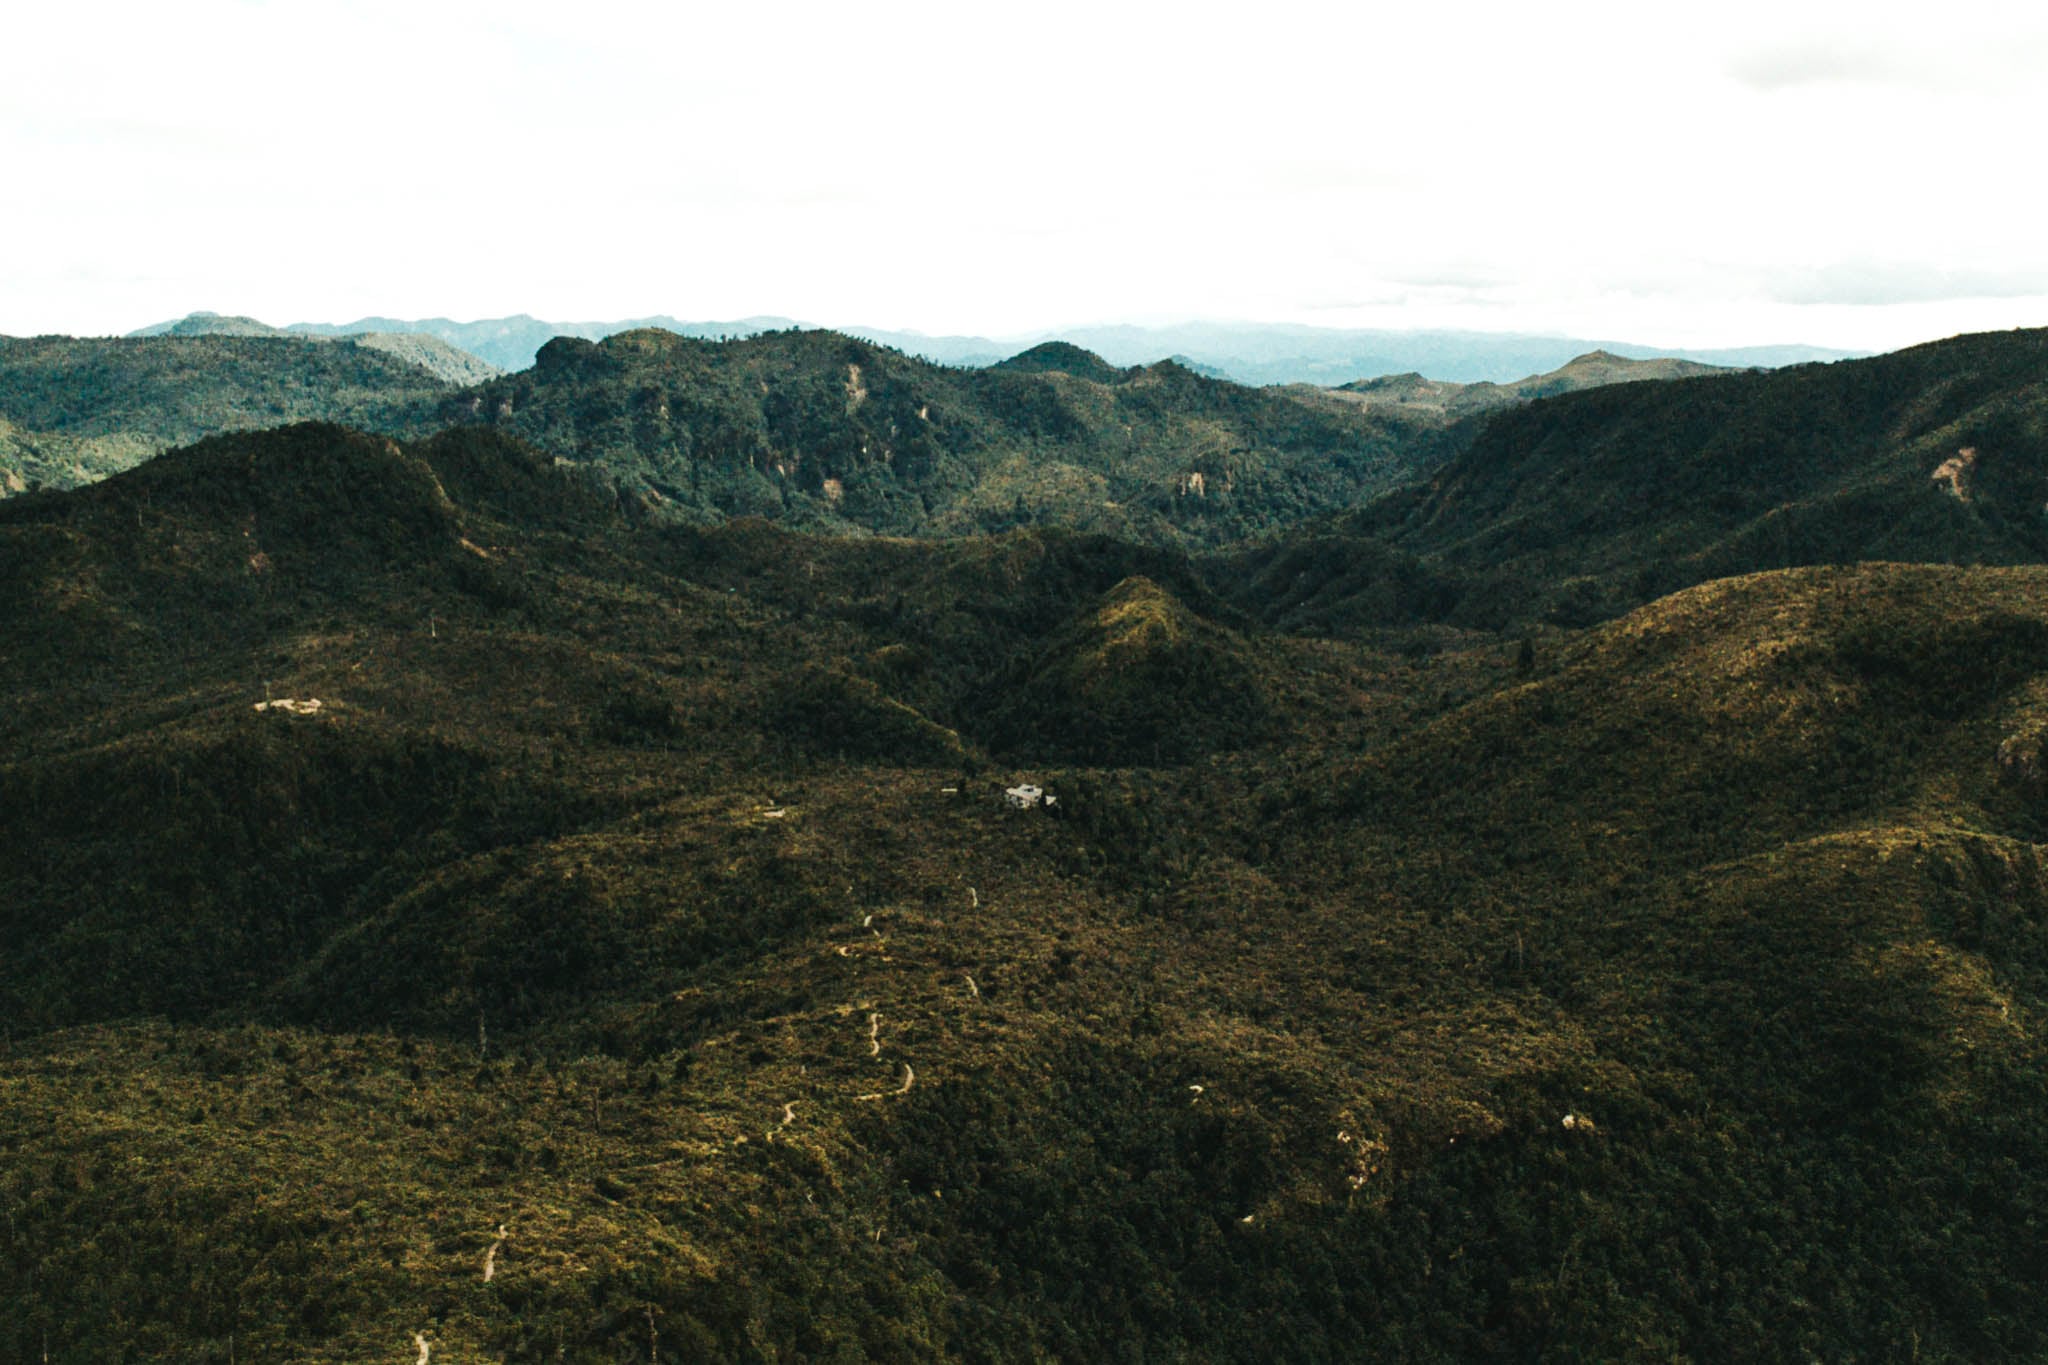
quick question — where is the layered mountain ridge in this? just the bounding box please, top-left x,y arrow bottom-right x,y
442,326 -> 1455,547
1223,327 -> 2048,634
7,325 -> 2048,1360
130,309 -> 1860,380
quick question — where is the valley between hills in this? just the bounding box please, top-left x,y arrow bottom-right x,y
4,322 -> 2048,1360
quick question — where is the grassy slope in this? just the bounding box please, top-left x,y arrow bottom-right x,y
1311,350 -> 1737,422
5,424 -> 2048,1358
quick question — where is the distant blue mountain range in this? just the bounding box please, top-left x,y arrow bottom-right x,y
130,311 -> 1862,385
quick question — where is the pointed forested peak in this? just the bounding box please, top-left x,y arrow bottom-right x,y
991,341 -> 1124,384
985,570 -> 1271,763
1084,573 -> 1198,650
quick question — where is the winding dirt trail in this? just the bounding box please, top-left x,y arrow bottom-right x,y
483,1224 -> 507,1282
860,1064 -> 915,1101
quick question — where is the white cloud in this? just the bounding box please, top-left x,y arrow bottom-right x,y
4,1 -> 2046,350
1728,14 -> 2048,93
1729,40 -> 1936,93
1758,262 -> 2048,308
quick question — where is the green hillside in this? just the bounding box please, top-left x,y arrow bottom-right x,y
0,335 -> 454,495
13,323 -> 1783,553
1328,327 -> 2048,626
6,419 -> 2048,1359
0,413 -> 158,496
440,327 -> 1454,549
1225,328 -> 2048,638
5,325 -> 1471,547
988,340 -> 1129,384
348,332 -> 504,386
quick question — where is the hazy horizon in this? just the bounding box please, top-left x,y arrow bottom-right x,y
23,294 -> 2032,369
8,1 -> 2045,353
116,306 -> 1874,350
102,308 -> 1865,387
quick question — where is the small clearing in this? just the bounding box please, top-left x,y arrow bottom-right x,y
1932,447 -> 1977,501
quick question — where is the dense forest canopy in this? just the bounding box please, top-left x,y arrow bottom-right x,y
7,327 -> 2048,1359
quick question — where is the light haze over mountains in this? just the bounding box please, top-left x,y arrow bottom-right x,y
127,311 -> 1858,385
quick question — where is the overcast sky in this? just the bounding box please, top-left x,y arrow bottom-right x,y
7,0 -> 2046,351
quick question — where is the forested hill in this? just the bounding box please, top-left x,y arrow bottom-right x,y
0,335 -> 455,494
1255,327 -> 2048,630
7,419 -> 2048,1357
15,322 -> 2042,583
4,325 -> 1805,552
434,327 -> 1458,549
0,327 -> 1460,549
